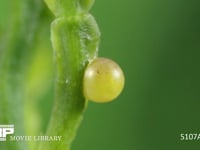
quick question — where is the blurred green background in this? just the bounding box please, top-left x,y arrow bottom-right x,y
1,0 -> 200,150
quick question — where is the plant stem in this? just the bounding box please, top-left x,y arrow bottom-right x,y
40,0 -> 100,149
0,0 -> 45,149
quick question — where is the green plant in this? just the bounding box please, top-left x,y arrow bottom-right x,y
39,0 -> 100,149
0,0 -> 46,149
0,0 -> 124,150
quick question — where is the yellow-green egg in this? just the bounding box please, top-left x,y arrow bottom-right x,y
83,57 -> 125,103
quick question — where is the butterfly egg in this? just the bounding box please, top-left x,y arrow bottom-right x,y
83,57 -> 125,103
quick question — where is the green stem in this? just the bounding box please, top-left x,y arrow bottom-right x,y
40,0 -> 100,149
0,0 -> 45,149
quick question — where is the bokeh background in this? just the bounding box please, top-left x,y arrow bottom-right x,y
1,0 -> 200,150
